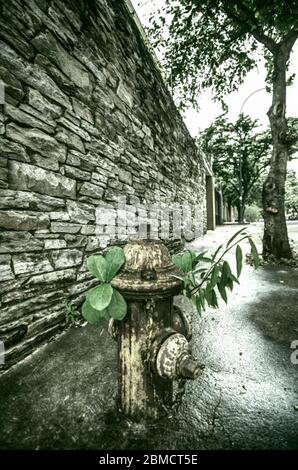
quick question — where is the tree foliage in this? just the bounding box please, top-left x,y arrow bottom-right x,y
287,117 -> 298,158
285,170 -> 298,218
148,0 -> 298,108
198,114 -> 271,221
148,0 -> 298,259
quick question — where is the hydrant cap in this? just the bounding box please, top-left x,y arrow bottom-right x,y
111,239 -> 183,295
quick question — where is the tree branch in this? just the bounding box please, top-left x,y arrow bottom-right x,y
250,30 -> 277,54
246,176 -> 261,192
221,0 -> 277,53
230,182 -> 240,194
280,22 -> 298,55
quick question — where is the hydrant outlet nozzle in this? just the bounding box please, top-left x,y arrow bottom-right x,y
177,355 -> 205,380
151,331 -> 203,380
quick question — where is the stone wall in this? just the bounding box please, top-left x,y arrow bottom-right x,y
0,0 -> 206,369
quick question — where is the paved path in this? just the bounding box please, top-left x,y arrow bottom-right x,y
0,224 -> 297,449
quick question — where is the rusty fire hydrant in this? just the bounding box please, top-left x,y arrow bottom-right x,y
110,239 -> 203,419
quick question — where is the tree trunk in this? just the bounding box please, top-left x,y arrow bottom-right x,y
262,48 -> 292,259
241,202 -> 246,223
237,202 -> 242,223
237,198 -> 245,223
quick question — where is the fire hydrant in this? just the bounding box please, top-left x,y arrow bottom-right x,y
110,239 -> 203,419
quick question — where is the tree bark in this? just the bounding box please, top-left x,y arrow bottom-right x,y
241,201 -> 246,223
237,201 -> 245,223
262,47 -> 292,259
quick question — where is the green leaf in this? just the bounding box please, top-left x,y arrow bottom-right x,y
204,285 -> 212,306
172,254 -> 185,272
105,247 -> 125,282
192,251 -> 212,267
236,245 -> 243,278
210,265 -> 220,288
87,255 -> 107,282
189,250 -> 199,268
195,267 -> 208,274
226,276 -> 234,291
249,238 -> 260,268
193,250 -> 207,260
194,294 -> 201,315
210,289 -> 218,308
86,284 -> 113,311
172,251 -> 193,273
229,273 -> 240,284
205,285 -> 219,307
199,288 -> 205,310
217,281 -> 227,304
82,299 -> 108,324
181,251 -> 193,272
192,288 -> 206,314
200,256 -> 212,263
107,289 -> 127,320
226,228 -> 247,247
220,260 -> 230,286
189,271 -> 197,287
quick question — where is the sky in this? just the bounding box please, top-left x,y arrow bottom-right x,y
131,0 -> 298,175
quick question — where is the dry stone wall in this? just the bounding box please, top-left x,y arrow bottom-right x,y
0,0 -> 206,369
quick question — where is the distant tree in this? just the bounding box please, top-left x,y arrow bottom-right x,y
244,205 -> 262,223
287,117 -> 298,158
149,0 -> 298,259
285,170 -> 298,218
198,114 -> 271,222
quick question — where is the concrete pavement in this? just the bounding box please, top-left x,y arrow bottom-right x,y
0,224 -> 297,449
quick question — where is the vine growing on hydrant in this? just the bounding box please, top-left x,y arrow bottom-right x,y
82,228 -> 260,324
